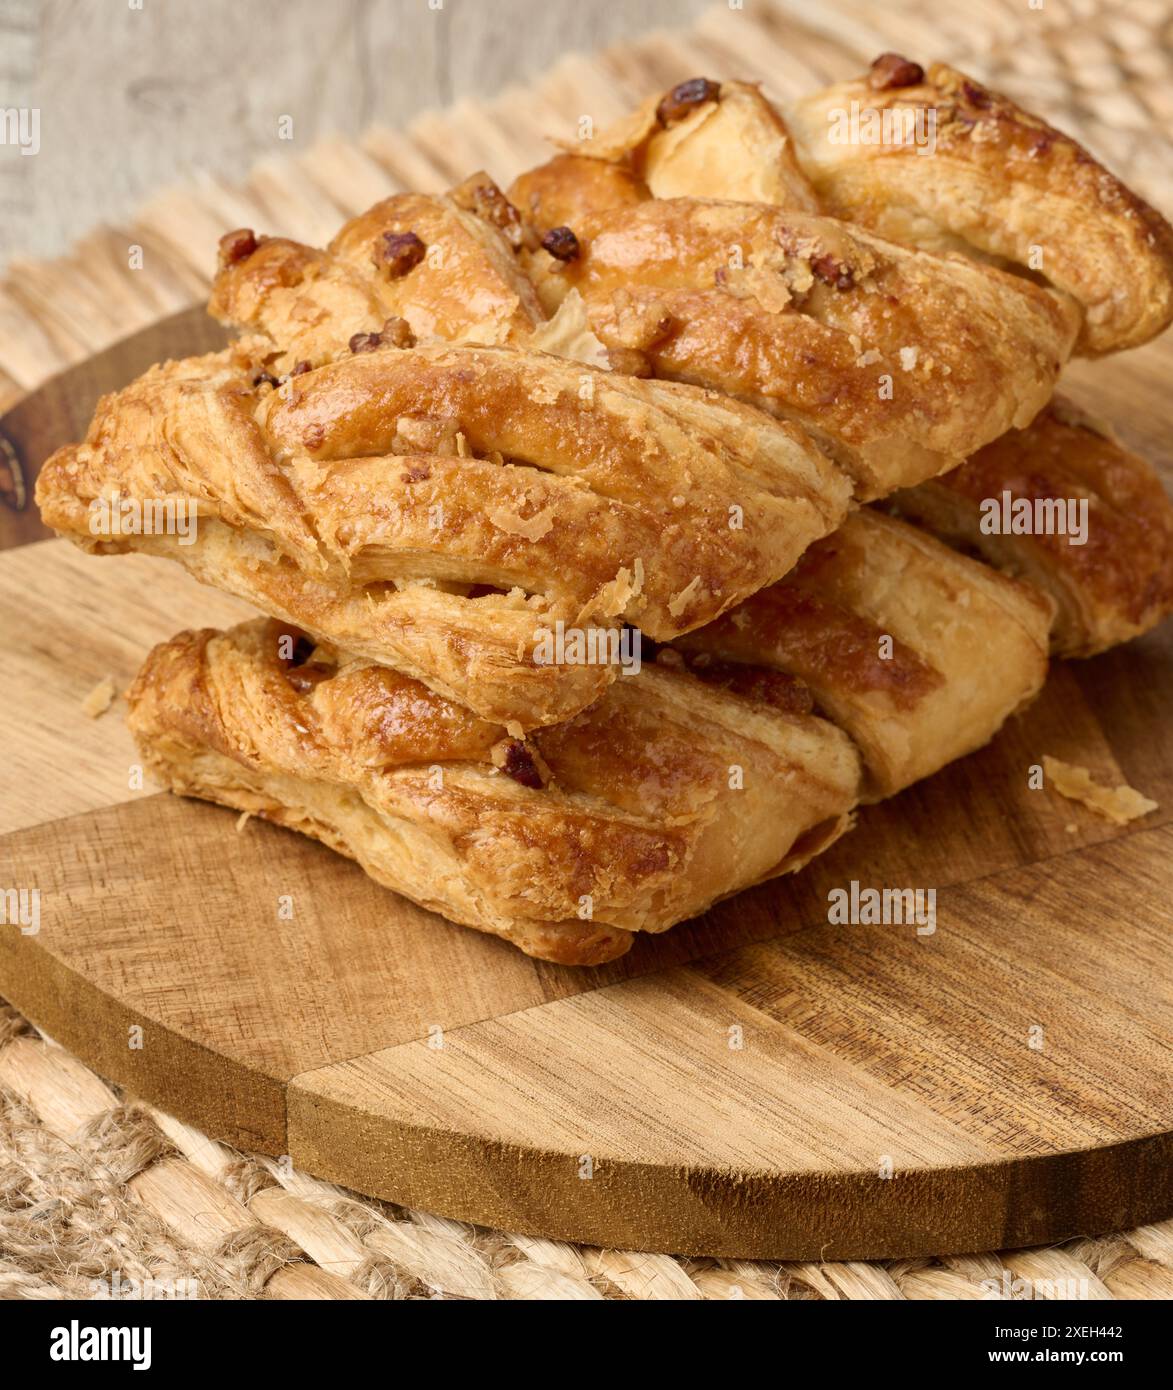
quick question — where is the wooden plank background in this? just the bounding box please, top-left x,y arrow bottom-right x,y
0,0 -> 712,265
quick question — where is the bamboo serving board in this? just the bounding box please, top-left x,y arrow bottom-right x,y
1,0 -> 1172,1262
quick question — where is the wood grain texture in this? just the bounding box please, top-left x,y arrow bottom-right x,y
0,0 -> 1171,1263
290,829 -> 1173,1258
0,0 -> 712,265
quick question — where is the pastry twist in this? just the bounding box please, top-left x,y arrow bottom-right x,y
537,64 -> 1173,355
516,73 -> 1173,652
885,398 -> 1173,657
128,506 -> 1055,959
524,197 -> 1078,497
677,510 -> 1053,798
37,338 -> 850,728
127,617 -> 862,964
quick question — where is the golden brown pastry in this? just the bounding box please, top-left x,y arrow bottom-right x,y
677,510 -> 1053,798
127,618 -> 863,964
209,178 -> 622,377
555,67 -> 1173,356
508,153 -> 652,245
527,197 -> 1078,498
885,398 -> 1173,657
36,340 -> 852,728
519,77 -> 1173,657
787,59 -> 1173,355
209,187 -> 545,372
520,79 -> 820,219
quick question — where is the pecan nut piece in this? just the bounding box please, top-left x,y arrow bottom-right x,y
374,230 -> 427,278
499,739 -> 544,790
868,53 -> 925,91
449,171 -> 525,249
218,228 -> 259,266
810,254 -> 856,291
657,77 -> 721,125
541,225 -> 580,262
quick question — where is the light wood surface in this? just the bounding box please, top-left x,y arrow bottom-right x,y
0,0 -> 713,266
0,0 -> 1171,1262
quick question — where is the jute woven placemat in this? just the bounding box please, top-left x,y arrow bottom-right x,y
3,0 -> 1172,1298
4,1002 -> 1172,1300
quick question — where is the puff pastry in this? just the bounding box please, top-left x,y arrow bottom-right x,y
787,60 -> 1173,355
885,398 -> 1173,657
528,76 -> 1173,655
36,339 -> 851,727
556,67 -> 1173,356
677,510 -> 1053,797
209,186 -> 551,372
127,618 -> 863,964
525,196 -> 1078,498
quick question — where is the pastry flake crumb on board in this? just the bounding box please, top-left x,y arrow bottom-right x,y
81,675 -> 116,719
1043,755 -> 1158,826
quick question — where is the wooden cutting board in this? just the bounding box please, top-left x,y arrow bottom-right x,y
1,0 -> 1171,1262
0,329 -> 1171,1261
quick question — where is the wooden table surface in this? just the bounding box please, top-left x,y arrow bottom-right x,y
0,0 -> 711,266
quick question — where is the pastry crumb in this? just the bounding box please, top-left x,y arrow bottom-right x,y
667,574 -> 703,618
1043,755 -> 1157,826
82,675 -> 117,719
487,504 -> 555,541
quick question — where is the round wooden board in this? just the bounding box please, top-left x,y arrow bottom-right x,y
2,541 -> 1171,1261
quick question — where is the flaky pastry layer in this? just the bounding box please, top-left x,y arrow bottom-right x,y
525,197 -> 1078,498
679,510 -> 1053,797
886,398 -> 1173,657
127,619 -> 862,964
548,65 -> 1173,356
38,340 -> 850,727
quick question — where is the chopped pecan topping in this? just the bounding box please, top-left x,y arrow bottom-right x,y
349,331 -> 384,354
541,225 -> 580,262
501,739 -> 544,790
961,80 -> 992,109
218,227 -> 259,266
449,171 -> 525,249
289,359 -> 312,376
810,254 -> 856,291
380,315 -> 416,348
657,77 -> 721,125
868,53 -> 925,91
374,229 -> 427,278
252,370 -> 279,389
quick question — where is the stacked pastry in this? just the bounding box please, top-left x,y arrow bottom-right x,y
37,56 -> 1173,964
